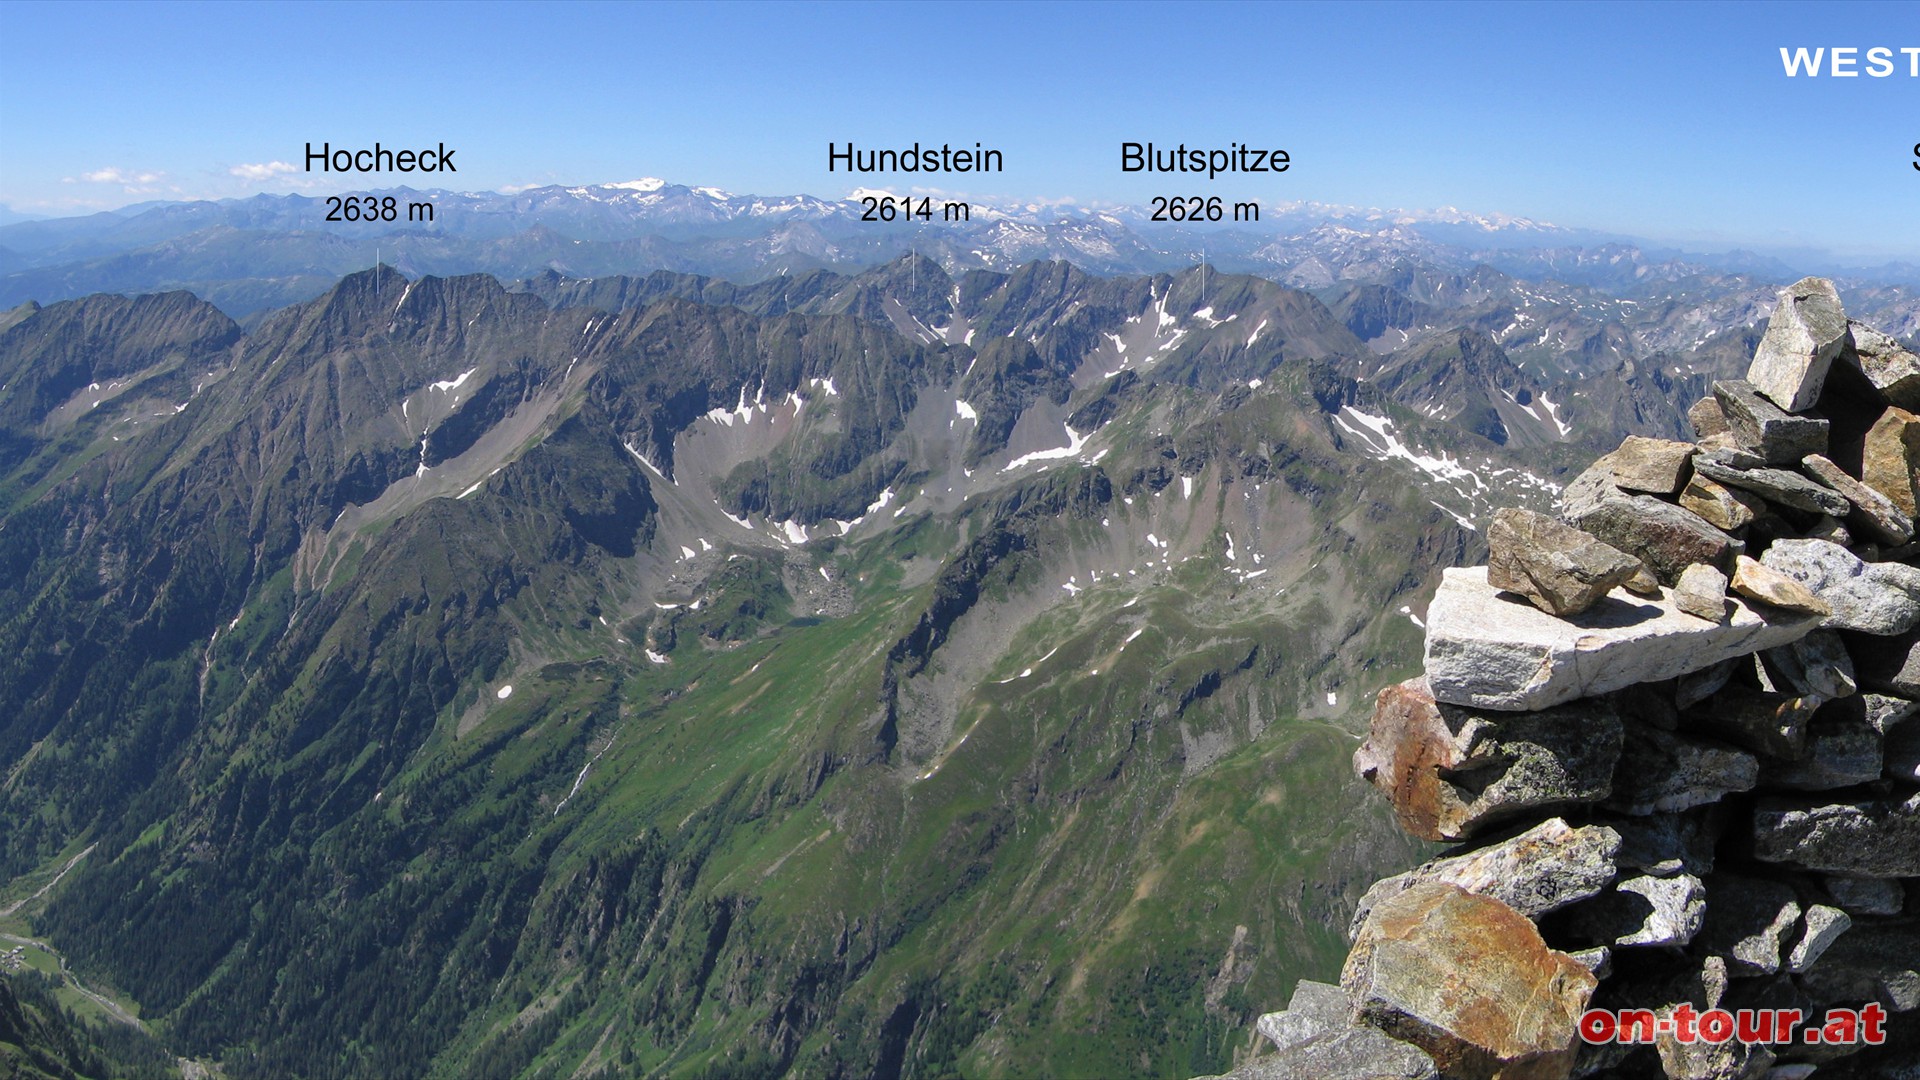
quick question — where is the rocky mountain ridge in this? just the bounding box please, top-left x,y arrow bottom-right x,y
0,254 -> 1547,1077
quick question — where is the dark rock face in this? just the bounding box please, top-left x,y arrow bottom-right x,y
1750,792 -> 1920,877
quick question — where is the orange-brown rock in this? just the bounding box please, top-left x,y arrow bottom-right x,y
1862,406 -> 1920,517
1355,679 -> 1621,841
1342,882 -> 1596,1080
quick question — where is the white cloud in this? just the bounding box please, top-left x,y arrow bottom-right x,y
70,167 -> 165,186
499,182 -> 544,193
229,161 -> 296,181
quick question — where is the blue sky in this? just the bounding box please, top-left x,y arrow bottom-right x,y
2,0 -> 1915,258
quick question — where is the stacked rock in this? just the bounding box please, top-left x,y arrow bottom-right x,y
1220,279 -> 1920,1080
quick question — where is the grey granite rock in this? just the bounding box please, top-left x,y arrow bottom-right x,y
1748,277 -> 1850,412
1568,947 -> 1611,979
1853,631 -> 1920,697
1569,871 -> 1706,947
1849,320 -> 1920,409
1788,904 -> 1852,973
1693,451 -> 1853,517
1760,538 -> 1920,635
1751,790 -> 1920,876
1562,463 -> 1742,583
1425,566 -> 1819,712
1682,686 -> 1821,761
1795,920 -> 1920,1014
1603,811 -> 1719,878
1803,514 -> 1854,546
1760,714 -> 1883,790
1232,980 -> 1439,1080
1884,712 -> 1920,783
1349,818 -> 1622,936
1713,379 -> 1830,464
1675,658 -> 1739,710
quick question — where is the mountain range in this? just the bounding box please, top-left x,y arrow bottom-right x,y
0,183 -> 1916,1078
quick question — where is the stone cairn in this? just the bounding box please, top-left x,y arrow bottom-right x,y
1217,279 -> 1920,1080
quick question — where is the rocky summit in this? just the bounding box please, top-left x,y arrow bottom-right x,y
1221,279 -> 1920,1078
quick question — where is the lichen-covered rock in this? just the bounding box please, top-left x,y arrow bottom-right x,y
1350,819 -> 1621,935
1863,692 -> 1919,733
1606,725 -> 1759,816
1787,904 -> 1851,973
1602,436 -> 1695,495
1354,679 -> 1621,841
1750,790 -> 1920,877
1759,539 -> 1920,635
1487,507 -> 1642,617
1342,883 -> 1595,1080
1561,464 -> 1741,584
1747,277 -> 1850,412
1713,379 -> 1830,464
1568,871 -> 1706,948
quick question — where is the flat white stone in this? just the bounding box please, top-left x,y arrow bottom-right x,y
1425,566 -> 1820,710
